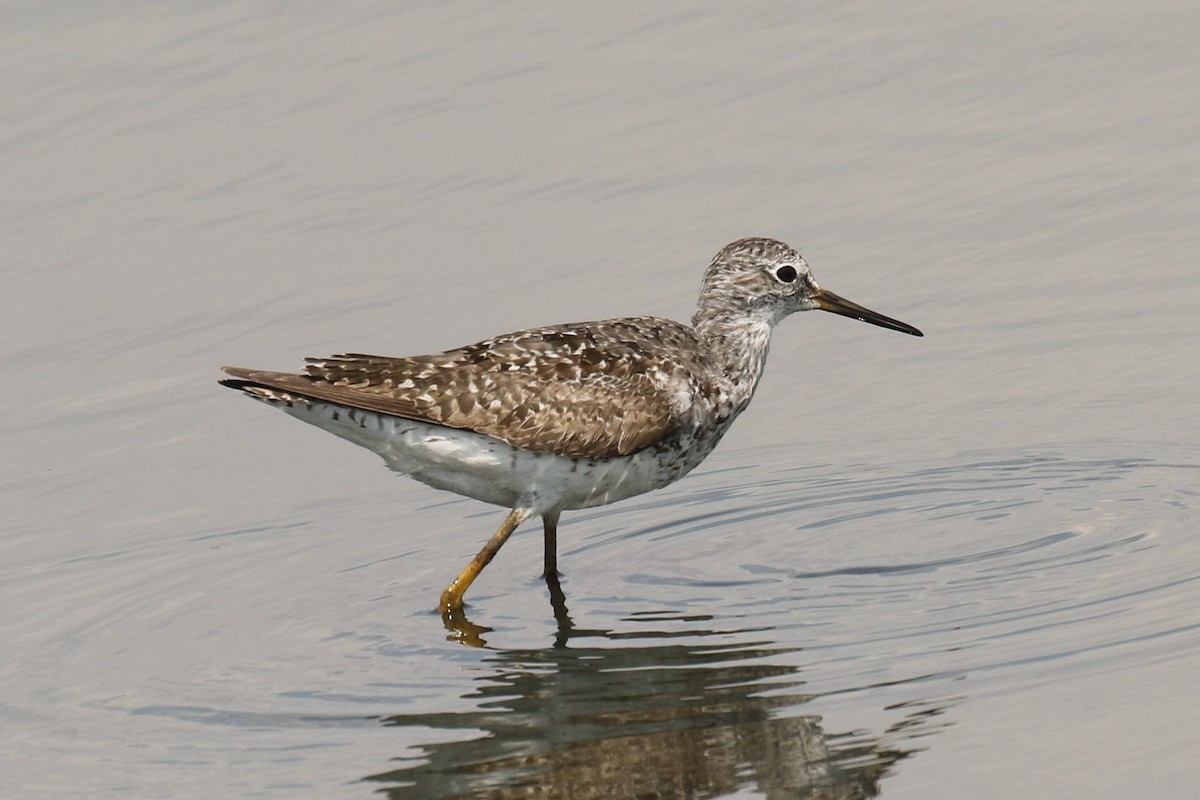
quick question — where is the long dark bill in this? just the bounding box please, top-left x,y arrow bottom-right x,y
814,288 -> 924,337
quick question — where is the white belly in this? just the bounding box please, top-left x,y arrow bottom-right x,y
278,399 -> 714,513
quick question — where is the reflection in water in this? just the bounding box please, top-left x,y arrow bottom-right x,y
441,569 -> 572,647
370,593 -> 949,798
441,570 -> 588,647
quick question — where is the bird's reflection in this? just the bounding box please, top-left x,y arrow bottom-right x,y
373,582 -> 947,798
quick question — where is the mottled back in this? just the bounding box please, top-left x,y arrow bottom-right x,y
222,317 -> 707,460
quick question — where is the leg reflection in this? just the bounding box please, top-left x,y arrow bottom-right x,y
441,604 -> 492,648
441,561 -> 575,648
545,569 -> 574,646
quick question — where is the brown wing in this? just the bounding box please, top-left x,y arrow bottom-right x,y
221,318 -> 696,459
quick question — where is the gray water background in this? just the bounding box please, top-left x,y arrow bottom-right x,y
3,3 -> 1198,798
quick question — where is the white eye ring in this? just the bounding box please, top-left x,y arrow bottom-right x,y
774,265 -> 798,283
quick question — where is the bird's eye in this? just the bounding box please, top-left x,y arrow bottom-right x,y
774,265 -> 798,283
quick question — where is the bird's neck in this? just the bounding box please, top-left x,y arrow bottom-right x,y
692,308 -> 776,411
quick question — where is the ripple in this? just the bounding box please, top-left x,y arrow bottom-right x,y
564,443 -> 1200,695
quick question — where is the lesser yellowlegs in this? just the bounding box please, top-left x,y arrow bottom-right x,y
220,238 -> 922,618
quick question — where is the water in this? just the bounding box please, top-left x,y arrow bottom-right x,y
3,2 -> 1198,798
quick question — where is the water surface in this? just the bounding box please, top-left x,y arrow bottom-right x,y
3,2 -> 1198,798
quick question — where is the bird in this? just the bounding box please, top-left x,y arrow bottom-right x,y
220,237 -> 922,621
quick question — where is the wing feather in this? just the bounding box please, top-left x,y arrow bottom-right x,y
221,318 -> 700,459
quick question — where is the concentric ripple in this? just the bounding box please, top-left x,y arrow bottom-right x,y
564,443 -> 1200,696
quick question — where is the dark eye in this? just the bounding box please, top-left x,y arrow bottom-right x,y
775,265 -> 797,283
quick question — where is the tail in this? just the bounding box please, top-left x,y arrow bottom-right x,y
219,367 -> 315,407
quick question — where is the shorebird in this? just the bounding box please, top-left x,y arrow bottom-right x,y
220,237 -> 922,619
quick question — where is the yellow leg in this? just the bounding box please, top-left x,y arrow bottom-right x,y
542,510 -> 561,579
440,508 -> 529,615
